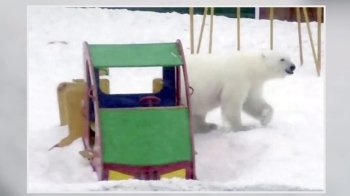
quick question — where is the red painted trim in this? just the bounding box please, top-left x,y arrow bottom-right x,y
83,42 -> 104,180
103,161 -> 194,180
175,39 -> 196,180
82,43 -> 94,171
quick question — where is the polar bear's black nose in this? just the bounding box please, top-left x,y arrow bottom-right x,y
290,64 -> 296,71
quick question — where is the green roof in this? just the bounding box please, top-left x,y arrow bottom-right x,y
88,42 -> 184,68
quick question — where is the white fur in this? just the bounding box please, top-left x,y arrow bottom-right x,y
180,51 -> 295,132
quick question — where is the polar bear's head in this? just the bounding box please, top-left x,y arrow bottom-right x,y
261,51 -> 296,79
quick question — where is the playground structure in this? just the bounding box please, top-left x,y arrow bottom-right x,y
188,7 -> 323,76
51,6 -> 323,182
52,40 -> 196,181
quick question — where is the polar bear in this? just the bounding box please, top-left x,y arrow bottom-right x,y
180,50 -> 296,133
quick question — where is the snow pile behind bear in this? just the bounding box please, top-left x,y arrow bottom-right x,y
180,50 -> 296,133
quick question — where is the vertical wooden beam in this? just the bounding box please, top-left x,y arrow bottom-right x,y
296,7 -> 304,65
270,7 -> 274,50
237,7 -> 241,51
303,7 -> 319,76
189,7 -> 194,54
317,7 -> 322,75
196,7 -> 208,53
255,7 -> 260,19
209,7 -> 215,53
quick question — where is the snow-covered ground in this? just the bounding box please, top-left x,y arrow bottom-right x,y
27,7 -> 325,192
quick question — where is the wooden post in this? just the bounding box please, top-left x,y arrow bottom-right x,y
189,8 -> 194,54
270,7 -> 274,50
303,7 -> 319,76
237,7 -> 241,51
196,7 -> 208,53
296,7 -> 304,65
317,7 -> 322,75
209,7 -> 214,53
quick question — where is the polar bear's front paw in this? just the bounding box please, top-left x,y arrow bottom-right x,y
233,124 -> 256,132
201,123 -> 218,133
207,123 -> 218,130
194,122 -> 218,133
260,106 -> 274,126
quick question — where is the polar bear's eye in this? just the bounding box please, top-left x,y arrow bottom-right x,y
280,58 -> 285,62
